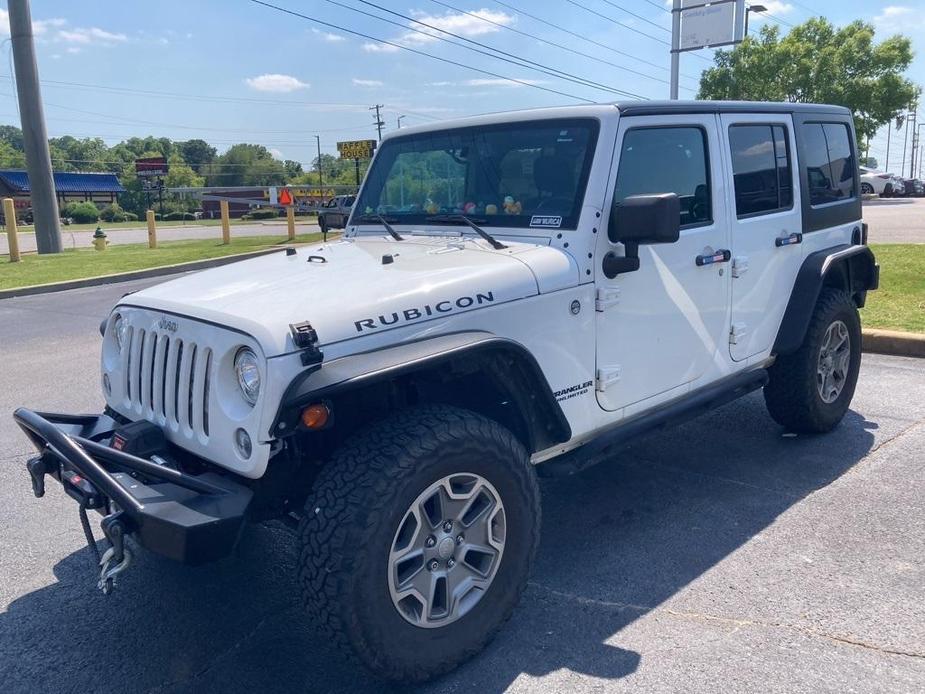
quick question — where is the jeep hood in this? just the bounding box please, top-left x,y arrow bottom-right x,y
120,235 -> 576,356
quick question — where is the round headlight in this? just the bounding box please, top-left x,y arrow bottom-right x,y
113,314 -> 129,352
234,347 -> 261,405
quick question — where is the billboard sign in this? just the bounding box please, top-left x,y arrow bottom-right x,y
337,139 -> 377,160
679,0 -> 737,52
135,156 -> 169,178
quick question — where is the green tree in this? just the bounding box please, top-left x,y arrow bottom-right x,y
0,139 -> 26,168
284,159 -> 303,180
698,19 -> 920,149
0,125 -> 24,152
180,139 -> 217,173
207,143 -> 286,186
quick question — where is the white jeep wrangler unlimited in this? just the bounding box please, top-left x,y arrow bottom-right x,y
16,101 -> 878,682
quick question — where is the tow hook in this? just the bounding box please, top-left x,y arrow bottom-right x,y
97,514 -> 132,595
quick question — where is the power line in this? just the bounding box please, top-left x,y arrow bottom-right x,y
597,0 -> 671,33
489,0 -> 701,81
326,0 -> 648,99
0,74 -> 446,122
427,0 -> 697,89
563,0 -> 670,45
248,0 -> 602,104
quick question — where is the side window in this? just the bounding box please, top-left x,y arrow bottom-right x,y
728,124 -> 793,217
803,122 -> 856,206
614,126 -> 711,228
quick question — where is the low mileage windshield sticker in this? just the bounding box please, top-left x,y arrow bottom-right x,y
529,215 -> 562,228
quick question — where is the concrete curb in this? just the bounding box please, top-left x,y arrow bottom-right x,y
862,329 -> 925,358
0,248 -> 285,300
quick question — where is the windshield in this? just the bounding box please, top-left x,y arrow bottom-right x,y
353,118 -> 599,231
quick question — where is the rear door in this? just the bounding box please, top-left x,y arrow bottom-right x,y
720,114 -> 803,361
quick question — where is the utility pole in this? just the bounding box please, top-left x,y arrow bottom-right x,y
907,107 -> 917,178
669,0 -> 680,100
901,108 -> 911,177
885,120 -> 892,171
370,104 -> 384,141
314,135 -> 323,197
8,0 -> 61,253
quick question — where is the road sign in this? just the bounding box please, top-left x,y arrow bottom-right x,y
337,139 -> 377,160
679,0 -> 737,52
279,188 -> 293,205
135,156 -> 169,178
678,0 -> 736,51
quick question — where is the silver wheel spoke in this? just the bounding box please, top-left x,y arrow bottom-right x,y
816,320 -> 851,404
388,472 -> 506,628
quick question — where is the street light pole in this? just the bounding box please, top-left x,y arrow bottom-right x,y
745,5 -> 767,36
7,0 -> 61,254
669,0 -> 680,100
314,135 -> 323,195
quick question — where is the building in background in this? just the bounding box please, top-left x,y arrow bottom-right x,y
0,169 -> 125,219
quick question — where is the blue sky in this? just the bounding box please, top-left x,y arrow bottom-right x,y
0,1 -> 922,171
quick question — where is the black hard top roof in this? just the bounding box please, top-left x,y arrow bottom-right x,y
614,100 -> 852,117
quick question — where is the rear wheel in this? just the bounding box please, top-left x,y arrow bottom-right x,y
764,288 -> 862,433
860,182 -> 874,195
298,405 -> 540,682
318,215 -> 328,234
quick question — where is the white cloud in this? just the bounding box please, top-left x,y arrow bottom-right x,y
352,78 -> 384,87
66,47 -> 82,55
399,9 -> 513,45
244,73 -> 311,92
761,1 -> 794,15
471,78 -> 544,87
362,42 -> 399,53
312,27 -> 345,42
366,9 -> 514,53
58,27 -> 128,44
0,11 -> 66,37
873,6 -> 925,33
269,148 -> 284,160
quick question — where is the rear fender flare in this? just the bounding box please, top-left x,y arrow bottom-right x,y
773,244 -> 879,355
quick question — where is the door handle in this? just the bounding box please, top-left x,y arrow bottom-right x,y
695,249 -> 731,266
775,232 -> 803,247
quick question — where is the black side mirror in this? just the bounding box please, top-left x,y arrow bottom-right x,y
609,193 -> 681,245
602,193 -> 681,279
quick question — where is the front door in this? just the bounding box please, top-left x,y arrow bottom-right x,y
595,115 -> 731,414
719,114 -> 803,361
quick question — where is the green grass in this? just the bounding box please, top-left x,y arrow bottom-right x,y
0,233 -> 325,290
16,215 -> 318,233
861,244 -> 925,333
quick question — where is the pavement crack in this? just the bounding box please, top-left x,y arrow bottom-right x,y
531,582 -> 925,661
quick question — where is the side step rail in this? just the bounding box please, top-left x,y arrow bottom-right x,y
539,369 -> 769,477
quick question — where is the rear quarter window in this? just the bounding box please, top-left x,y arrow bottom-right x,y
802,122 -> 856,206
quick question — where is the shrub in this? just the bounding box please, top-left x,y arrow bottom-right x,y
162,211 -> 197,221
99,203 -> 132,223
123,212 -> 138,222
66,201 -> 101,224
245,208 -> 279,220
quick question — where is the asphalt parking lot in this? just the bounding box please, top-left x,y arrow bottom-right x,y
863,196 -> 925,243
1,278 -> 924,693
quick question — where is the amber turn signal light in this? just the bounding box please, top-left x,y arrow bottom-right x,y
300,403 -> 330,430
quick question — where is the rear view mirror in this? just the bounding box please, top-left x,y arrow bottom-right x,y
609,193 -> 681,245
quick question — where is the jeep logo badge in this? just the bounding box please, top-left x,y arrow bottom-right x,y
158,317 -> 178,333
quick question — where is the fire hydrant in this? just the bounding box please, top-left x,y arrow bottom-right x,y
92,226 -> 108,251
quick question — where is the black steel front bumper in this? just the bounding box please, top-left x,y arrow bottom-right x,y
13,408 -> 253,565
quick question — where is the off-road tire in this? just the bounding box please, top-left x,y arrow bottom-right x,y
298,404 -> 540,682
764,288 -> 862,433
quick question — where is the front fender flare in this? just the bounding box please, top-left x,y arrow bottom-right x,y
271,331 -> 571,452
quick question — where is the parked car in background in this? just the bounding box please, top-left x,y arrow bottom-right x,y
891,175 -> 907,196
316,195 -> 355,233
859,166 -> 894,196
901,178 -> 924,197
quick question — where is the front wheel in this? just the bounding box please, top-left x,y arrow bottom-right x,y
860,182 -> 874,195
764,288 -> 862,433
298,405 -> 540,682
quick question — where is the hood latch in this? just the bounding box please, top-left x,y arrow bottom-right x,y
290,321 -> 324,367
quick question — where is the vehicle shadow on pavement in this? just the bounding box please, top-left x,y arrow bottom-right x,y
0,394 -> 877,694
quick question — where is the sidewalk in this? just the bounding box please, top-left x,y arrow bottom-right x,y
1,220 -> 322,255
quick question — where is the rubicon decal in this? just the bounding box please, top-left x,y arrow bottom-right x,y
354,292 -> 496,332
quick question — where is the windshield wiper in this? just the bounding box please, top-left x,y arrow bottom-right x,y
355,214 -> 404,241
425,214 -> 507,250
